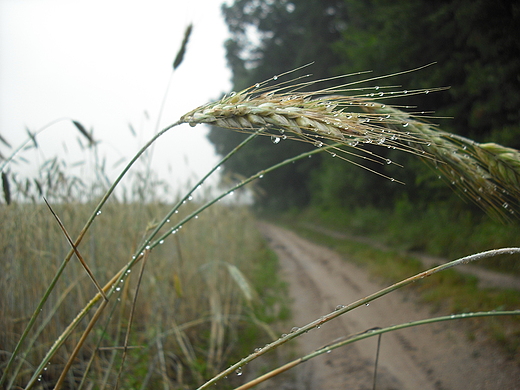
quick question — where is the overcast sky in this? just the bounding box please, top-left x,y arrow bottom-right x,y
0,0 -> 233,197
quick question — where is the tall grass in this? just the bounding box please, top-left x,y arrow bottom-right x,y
1,46 -> 519,389
0,198 -> 285,388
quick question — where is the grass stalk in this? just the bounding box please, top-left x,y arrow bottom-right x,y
234,310 -> 520,390
197,247 -> 520,389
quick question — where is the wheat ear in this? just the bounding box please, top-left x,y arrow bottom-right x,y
179,72 -> 520,221
368,104 -> 520,221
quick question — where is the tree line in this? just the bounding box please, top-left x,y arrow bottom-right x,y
208,0 -> 520,215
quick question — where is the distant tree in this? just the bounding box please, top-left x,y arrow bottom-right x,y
210,0 -> 520,214
208,0 -> 348,210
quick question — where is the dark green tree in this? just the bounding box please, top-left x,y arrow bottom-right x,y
208,0 -> 349,210
314,0 -> 520,213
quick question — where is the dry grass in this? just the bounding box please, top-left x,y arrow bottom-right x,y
0,200 -> 280,388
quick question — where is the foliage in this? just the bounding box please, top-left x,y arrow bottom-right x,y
212,0 -> 520,219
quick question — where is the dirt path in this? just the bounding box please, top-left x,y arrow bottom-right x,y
304,223 -> 520,291
258,223 -> 520,390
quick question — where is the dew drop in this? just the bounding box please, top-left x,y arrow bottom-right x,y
166,219 -> 170,223
259,174 -> 264,178
145,245 -> 151,250
335,304 -> 345,311
194,215 -> 199,219
236,367 -> 243,376
96,210 -> 101,216
159,239 -> 165,244
116,287 -> 121,292
290,326 -> 300,333
314,141 -> 323,148
503,202 -> 509,209
255,83 -> 260,88
271,136 -> 281,144
365,303 -> 370,306
386,159 -> 392,164
188,195 -> 193,201
402,122 -> 409,128
273,75 -> 278,81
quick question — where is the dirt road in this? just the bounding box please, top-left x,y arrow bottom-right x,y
258,223 -> 520,390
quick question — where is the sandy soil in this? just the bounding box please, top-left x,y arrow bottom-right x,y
257,223 -> 520,390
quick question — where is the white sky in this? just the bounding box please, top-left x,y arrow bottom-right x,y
0,0 -> 233,198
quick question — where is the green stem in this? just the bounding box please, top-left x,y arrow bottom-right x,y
233,310 -> 520,390
8,122 -> 179,389
303,310 -> 520,360
197,247 -> 520,389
